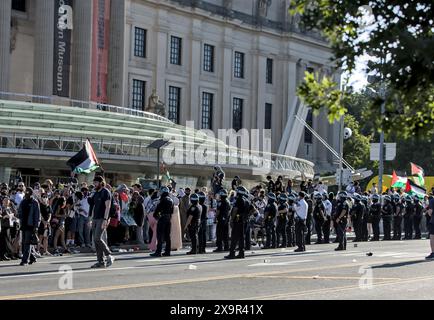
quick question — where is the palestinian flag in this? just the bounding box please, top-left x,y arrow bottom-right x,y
391,170 -> 407,189
405,178 -> 426,199
410,162 -> 425,187
67,139 -> 100,174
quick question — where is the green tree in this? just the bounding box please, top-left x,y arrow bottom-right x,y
290,1 -> 434,137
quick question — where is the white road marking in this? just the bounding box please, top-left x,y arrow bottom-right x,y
248,259 -> 314,267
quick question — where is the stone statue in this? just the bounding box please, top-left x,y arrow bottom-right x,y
146,89 -> 166,117
258,0 -> 272,18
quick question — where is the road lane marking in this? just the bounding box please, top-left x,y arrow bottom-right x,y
248,260 -> 314,267
246,275 -> 402,281
0,256 -> 427,300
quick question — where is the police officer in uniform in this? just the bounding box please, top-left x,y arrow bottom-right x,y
150,187 -> 174,257
350,194 -> 365,242
264,192 -> 277,249
370,194 -> 382,241
286,193 -> 296,247
403,194 -> 414,240
276,193 -> 288,248
197,192 -> 208,254
184,194 -> 202,255
225,186 -> 250,259
413,196 -> 423,239
214,189 -> 230,252
313,192 -> 325,244
382,195 -> 393,240
322,192 -> 333,243
333,191 -> 349,251
294,192 -> 308,252
361,195 -> 370,241
392,194 -> 403,240
305,193 -> 314,245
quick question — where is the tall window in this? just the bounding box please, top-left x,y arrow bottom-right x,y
234,51 -> 245,79
232,98 -> 243,131
265,103 -> 272,130
203,44 -> 215,72
170,36 -> 182,65
134,27 -> 147,58
201,92 -> 214,129
168,86 -> 181,124
132,80 -> 146,111
266,58 -> 273,84
12,0 -> 26,12
304,109 -> 313,144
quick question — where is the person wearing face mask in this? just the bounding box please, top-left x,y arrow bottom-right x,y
263,192 -> 277,249
184,193 -> 202,255
17,188 -> 41,266
333,191 -> 350,251
14,183 -> 26,207
0,197 -> 15,261
37,192 -> 52,256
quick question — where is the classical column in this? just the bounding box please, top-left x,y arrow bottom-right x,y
189,19 -> 202,126
108,0 -> 126,107
0,167 -> 11,184
33,0 -> 54,97
71,0 -> 93,101
0,0 -> 12,93
154,10 -> 169,104
221,27 -> 233,130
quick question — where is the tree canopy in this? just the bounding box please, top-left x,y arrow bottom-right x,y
290,0 -> 434,137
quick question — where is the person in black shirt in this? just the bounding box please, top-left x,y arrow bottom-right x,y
275,176 -> 284,194
264,192 -> 277,249
382,195 -> 394,240
185,194 -> 202,255
276,193 -> 288,248
225,186 -> 250,259
313,192 -> 325,244
413,196 -> 423,239
197,192 -> 208,254
370,194 -> 382,241
266,176 -> 275,193
150,187 -> 174,257
214,189 -> 231,252
286,194 -> 296,247
334,191 -> 349,251
350,194 -> 365,242
361,195 -> 370,241
305,194 -> 313,245
403,195 -> 414,240
37,192 -> 52,255
392,194 -> 403,240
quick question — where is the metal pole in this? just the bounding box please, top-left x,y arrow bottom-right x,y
378,100 -> 386,195
157,148 -> 161,189
338,115 -> 344,192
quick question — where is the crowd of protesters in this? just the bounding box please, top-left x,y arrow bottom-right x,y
1,171 -> 434,267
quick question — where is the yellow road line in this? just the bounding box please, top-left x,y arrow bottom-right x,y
0,257 -> 425,300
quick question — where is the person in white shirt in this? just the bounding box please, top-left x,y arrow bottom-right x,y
322,192 -> 333,243
293,192 -> 308,252
315,182 -> 327,194
370,183 -> 378,195
346,182 -> 355,195
14,182 -> 25,206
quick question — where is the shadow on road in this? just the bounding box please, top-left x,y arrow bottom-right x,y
372,260 -> 430,269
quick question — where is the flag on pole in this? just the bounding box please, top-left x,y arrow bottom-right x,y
410,162 -> 425,187
391,170 -> 407,188
67,139 -> 100,174
405,179 -> 426,199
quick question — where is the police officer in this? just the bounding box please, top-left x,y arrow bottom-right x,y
150,187 -> 174,257
214,189 -> 230,252
312,192 -> 325,244
264,192 -> 277,249
350,194 -> 365,242
403,194 -> 414,240
184,194 -> 202,255
322,192 -> 333,243
293,192 -> 308,252
361,195 -> 370,241
286,193 -> 296,247
305,193 -> 314,245
413,196 -> 423,239
225,186 -> 250,259
197,192 -> 208,254
370,194 -> 381,241
382,195 -> 393,240
276,193 -> 288,248
333,191 -> 349,251
245,201 -> 255,250
392,194 -> 403,240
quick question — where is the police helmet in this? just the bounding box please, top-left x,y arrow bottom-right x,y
313,192 -> 322,200
236,186 -> 249,197
278,193 -> 288,202
413,195 -> 420,202
338,191 -> 348,200
214,165 -> 222,171
267,192 -> 277,201
383,195 -> 391,202
160,186 -> 169,194
371,194 -> 380,202
197,191 -> 206,199
392,194 -> 400,202
190,194 -> 199,202
361,195 -> 369,203
404,194 -> 413,202
352,193 -> 362,201
219,189 -> 228,197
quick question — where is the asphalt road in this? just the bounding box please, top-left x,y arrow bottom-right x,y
0,239 -> 433,300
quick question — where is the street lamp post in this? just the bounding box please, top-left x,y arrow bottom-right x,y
147,139 -> 170,189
